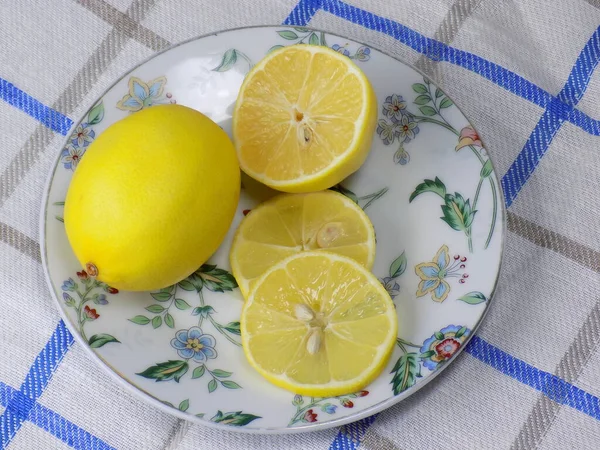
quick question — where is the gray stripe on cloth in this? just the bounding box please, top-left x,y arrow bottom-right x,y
361,2 -> 482,446
507,212 -> 600,273
584,0 -> 600,9
0,222 -> 41,263
414,0 -> 484,79
511,300 -> 600,449
0,0 -> 159,209
77,0 -> 171,52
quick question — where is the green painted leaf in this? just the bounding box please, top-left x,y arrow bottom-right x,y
196,265 -> 238,292
480,160 -> 493,178
320,32 -> 327,46
420,350 -> 435,358
88,334 -> 120,348
409,177 -> 446,203
294,27 -> 310,32
192,305 -> 215,318
175,298 -> 191,310
455,326 -> 468,338
192,365 -> 206,379
212,49 -> 237,72
441,193 -> 476,232
278,30 -> 299,40
439,97 -> 454,108
162,401 -> 174,407
389,252 -> 407,278
413,94 -> 431,105
329,184 -> 358,204
435,331 -> 445,340
151,291 -> 171,302
210,411 -> 261,426
53,201 -> 65,206
212,369 -> 232,378
87,102 -> 104,125
152,315 -> 162,329
136,360 -> 189,382
223,321 -> 241,335
412,83 -> 428,94
177,279 -> 195,291
161,285 -> 176,294
390,352 -> 421,395
129,315 -> 150,325
308,33 -> 320,46
208,379 -> 218,393
179,399 -> 189,412
164,313 -> 174,328
55,216 -> 64,223
419,105 -> 437,116
268,45 -> 285,53
435,87 -> 444,98
195,413 -> 205,419
146,304 -> 165,313
457,291 -> 487,305
221,380 -> 241,389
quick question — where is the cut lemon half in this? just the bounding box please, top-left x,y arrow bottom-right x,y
240,251 -> 397,396
232,45 -> 377,193
230,190 -> 376,297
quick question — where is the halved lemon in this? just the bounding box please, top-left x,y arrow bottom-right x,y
230,190 -> 376,297
240,251 -> 397,396
232,45 -> 377,193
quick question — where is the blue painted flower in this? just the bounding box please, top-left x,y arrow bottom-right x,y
380,277 -> 400,299
415,245 -> 465,302
94,294 -> 108,305
61,278 -> 77,292
60,145 -> 84,171
117,76 -> 167,112
394,146 -> 410,165
321,403 -> 337,414
382,94 -> 407,121
397,114 -> 419,143
70,123 -> 95,148
331,44 -> 350,57
377,119 -> 397,145
420,325 -> 470,370
171,327 -> 217,362
354,46 -> 371,61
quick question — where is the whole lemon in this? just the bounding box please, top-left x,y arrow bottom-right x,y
64,104 -> 240,291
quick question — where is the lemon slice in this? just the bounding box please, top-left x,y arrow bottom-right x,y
230,190 -> 376,297
232,45 -> 377,193
241,251 -> 397,396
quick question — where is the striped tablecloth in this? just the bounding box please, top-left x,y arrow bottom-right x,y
2,0 -> 600,448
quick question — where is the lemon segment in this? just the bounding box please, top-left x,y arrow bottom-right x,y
240,252 -> 397,396
233,45 -> 377,193
230,191 -> 376,297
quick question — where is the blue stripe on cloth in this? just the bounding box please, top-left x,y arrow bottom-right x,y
557,27 -> 600,105
465,336 -> 600,421
0,78 -> 73,135
0,382 -> 114,450
283,0 -> 322,26
0,320 -> 74,448
501,27 -> 600,206
501,106 -> 565,207
329,414 -> 378,450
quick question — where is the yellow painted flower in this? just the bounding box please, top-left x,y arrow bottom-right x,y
415,245 -> 468,302
116,76 -> 167,112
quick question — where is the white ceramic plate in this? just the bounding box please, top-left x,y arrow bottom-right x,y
40,26 -> 505,433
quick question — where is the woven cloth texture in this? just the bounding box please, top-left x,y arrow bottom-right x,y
2,0 -> 600,448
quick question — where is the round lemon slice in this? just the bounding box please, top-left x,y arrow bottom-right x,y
240,251 -> 397,396
230,190 -> 376,297
232,45 -> 377,193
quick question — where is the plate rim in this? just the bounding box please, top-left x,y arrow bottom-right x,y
39,24 -> 507,434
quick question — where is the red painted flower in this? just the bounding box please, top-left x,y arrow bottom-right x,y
435,338 -> 461,360
303,409 -> 317,423
341,399 -> 354,408
107,287 -> 119,295
85,263 -> 99,277
84,305 -> 99,320
357,390 -> 369,397
76,270 -> 88,280
455,126 -> 482,151
243,209 -> 251,216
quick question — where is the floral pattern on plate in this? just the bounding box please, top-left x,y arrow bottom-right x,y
42,26 -> 504,432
